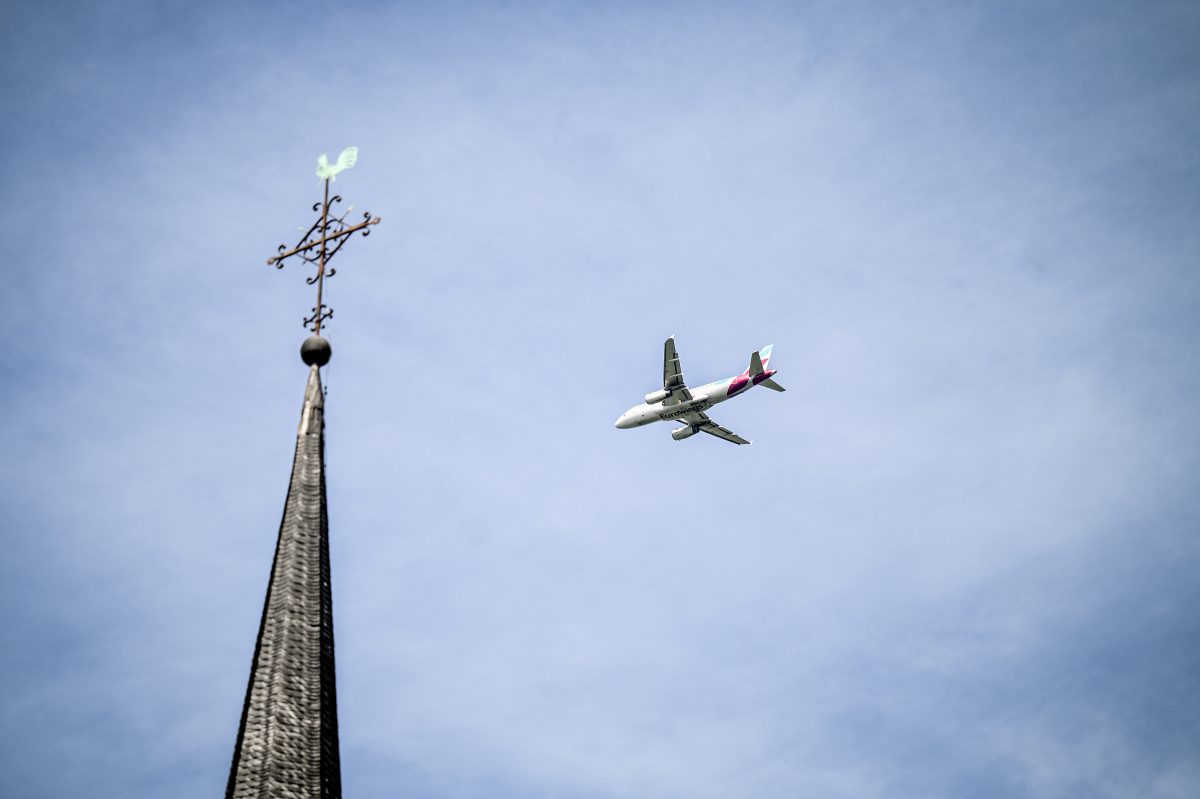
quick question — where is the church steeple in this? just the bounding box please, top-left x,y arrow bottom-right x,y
226,360 -> 341,798
227,150 -> 379,797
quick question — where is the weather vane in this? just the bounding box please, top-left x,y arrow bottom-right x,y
267,146 -> 382,341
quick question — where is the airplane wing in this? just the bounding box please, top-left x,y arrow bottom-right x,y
682,411 -> 751,445
662,336 -> 693,405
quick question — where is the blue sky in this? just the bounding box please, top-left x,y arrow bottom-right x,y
2,1 -> 1198,797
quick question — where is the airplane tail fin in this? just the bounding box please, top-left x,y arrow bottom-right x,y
747,345 -> 785,390
758,344 -> 773,371
746,344 -> 773,376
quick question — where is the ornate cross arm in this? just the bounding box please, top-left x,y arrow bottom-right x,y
267,213 -> 382,267
304,304 -> 334,331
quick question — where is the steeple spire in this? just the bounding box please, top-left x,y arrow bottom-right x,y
227,149 -> 380,797
226,365 -> 341,798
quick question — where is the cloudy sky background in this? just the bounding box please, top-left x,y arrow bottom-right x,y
2,1 -> 1198,797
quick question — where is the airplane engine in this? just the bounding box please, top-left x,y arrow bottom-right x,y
644,389 -> 670,404
671,425 -> 698,441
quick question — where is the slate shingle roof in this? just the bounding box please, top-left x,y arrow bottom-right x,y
226,365 -> 342,799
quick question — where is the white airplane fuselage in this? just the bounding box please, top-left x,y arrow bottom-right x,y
614,371 -> 776,429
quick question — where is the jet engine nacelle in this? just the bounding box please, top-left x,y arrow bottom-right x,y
671,425 -> 698,441
644,389 -> 671,404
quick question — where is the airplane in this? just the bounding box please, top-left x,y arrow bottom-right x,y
614,336 -> 785,445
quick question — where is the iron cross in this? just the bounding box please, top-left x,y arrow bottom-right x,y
267,147 -> 382,336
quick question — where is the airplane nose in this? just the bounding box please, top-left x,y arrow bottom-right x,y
615,413 -> 632,429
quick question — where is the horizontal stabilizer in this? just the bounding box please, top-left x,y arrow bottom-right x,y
760,378 -> 785,392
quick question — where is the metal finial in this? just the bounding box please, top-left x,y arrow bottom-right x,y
267,147 -> 382,340
300,335 -> 332,366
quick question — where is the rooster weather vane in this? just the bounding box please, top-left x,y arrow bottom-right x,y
267,146 -> 381,336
